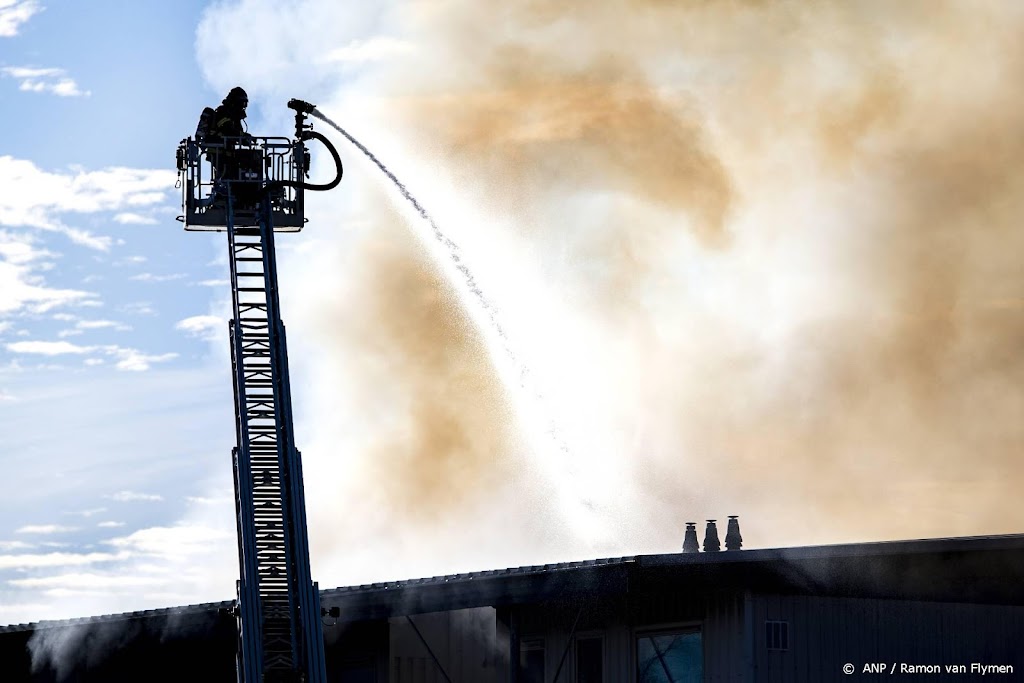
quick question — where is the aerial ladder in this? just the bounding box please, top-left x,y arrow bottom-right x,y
176,98 -> 343,683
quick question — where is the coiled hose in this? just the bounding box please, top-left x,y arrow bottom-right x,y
266,129 -> 343,195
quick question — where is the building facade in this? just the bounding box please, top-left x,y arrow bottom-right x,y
3,533 -> 1023,682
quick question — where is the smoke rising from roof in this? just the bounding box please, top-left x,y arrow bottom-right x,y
196,0 -> 1024,586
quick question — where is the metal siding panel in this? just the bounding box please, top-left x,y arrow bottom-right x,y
786,595 -> 800,683
832,597 -> 844,681
865,599 -> 881,682
752,595 -> 765,683
816,596 -> 834,678
877,598 -> 897,671
793,595 -> 807,683
729,592 -> 743,683
921,601 -> 936,662
705,594 -> 718,682
743,592 -> 755,683
741,589 -> 749,679
615,623 -> 629,683
721,593 -> 734,683
846,600 -> 861,680
938,602 -> 951,665
819,596 -> 833,681
765,595 -> 779,683
708,593 -> 724,683
860,599 -> 878,681
926,601 -> 939,663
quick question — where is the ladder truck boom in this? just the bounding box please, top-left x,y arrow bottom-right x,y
176,98 -> 343,683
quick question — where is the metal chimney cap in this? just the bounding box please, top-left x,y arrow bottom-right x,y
703,519 -> 721,553
725,515 -> 743,551
682,521 -> 701,553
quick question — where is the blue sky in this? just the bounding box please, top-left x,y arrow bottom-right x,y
0,1 -> 241,623
3,0 -> 1023,629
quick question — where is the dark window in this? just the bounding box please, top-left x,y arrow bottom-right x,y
576,636 -> 603,683
765,620 -> 789,651
636,630 -> 702,683
520,638 -> 545,683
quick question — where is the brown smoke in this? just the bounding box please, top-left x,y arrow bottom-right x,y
314,202 -> 518,526
370,0 -> 1024,544
303,0 -> 1024,561
404,67 -> 734,246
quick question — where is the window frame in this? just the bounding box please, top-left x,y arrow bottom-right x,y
765,619 -> 789,651
518,635 -> 546,683
574,631 -> 606,683
633,622 -> 703,683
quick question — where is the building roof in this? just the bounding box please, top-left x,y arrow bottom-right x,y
4,533 -> 1023,633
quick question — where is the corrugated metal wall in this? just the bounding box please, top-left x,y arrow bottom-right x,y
514,591 -> 748,683
389,607 -> 500,683
380,593 -> 1024,682
750,595 -> 1024,682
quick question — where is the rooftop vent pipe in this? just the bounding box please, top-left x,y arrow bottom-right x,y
703,520 -> 721,552
725,515 -> 743,551
682,522 -> 700,553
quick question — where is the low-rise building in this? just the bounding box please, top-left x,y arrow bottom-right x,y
3,529 -> 1022,681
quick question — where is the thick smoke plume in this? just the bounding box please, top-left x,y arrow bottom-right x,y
204,0 -> 1024,586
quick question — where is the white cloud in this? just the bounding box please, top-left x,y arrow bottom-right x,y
96,521 -> 125,528
9,573 -> 165,590
69,507 -> 106,518
0,268 -> 90,314
59,226 -> 111,250
0,1 -> 42,38
0,540 -> 34,551
0,156 -> 175,237
186,495 -> 231,506
0,232 -> 53,264
105,524 -> 230,559
27,294 -> 99,314
119,302 -> 155,316
106,491 -> 163,503
112,213 -> 157,225
6,340 -> 93,355
1,66 -> 90,97
175,314 -> 223,340
75,319 -> 131,332
129,272 -> 185,282
194,0 -> 394,96
0,389 -> 16,401
119,255 -> 147,264
0,551 -> 128,570
51,313 -> 76,322
57,319 -> 129,338
0,231 -> 92,315
108,348 -> 177,372
6,340 -> 176,371
15,525 -> 78,535
83,358 -> 104,366
197,279 -> 229,287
